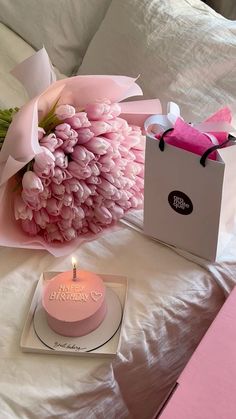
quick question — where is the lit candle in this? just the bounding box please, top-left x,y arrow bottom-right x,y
72,257 -> 77,281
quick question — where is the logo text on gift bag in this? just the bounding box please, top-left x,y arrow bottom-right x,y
168,191 -> 193,215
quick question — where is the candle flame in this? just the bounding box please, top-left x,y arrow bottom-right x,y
71,257 -> 77,268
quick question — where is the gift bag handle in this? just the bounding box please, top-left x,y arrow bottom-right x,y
158,129 -> 236,167
158,128 -> 174,151
199,136 -> 235,167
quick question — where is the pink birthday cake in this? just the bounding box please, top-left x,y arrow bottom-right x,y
42,270 -> 107,337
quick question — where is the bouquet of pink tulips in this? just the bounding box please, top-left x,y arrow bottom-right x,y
0,48 -> 160,256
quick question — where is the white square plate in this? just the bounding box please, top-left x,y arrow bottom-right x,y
20,272 -> 128,357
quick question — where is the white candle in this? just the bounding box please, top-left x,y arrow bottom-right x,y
72,257 -> 77,281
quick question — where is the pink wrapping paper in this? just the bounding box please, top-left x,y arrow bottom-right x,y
0,48 -> 161,256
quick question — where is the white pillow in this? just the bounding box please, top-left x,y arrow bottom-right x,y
0,23 -> 35,108
0,23 -> 65,108
77,0 -> 236,122
0,0 -> 111,76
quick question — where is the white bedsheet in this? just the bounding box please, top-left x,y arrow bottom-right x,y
0,220 -> 226,419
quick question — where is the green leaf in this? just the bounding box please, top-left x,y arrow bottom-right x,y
39,98 -> 61,134
0,107 -> 19,151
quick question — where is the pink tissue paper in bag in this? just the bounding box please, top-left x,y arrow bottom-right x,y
155,107 -> 232,160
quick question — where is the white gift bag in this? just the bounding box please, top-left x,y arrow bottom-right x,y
144,105 -> 236,261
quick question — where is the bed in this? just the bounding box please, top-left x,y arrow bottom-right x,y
1,1 -> 236,418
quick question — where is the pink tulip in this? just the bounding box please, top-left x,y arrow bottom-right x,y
39,186 -> 51,200
45,223 -> 59,233
51,183 -> 66,200
64,178 -> 81,193
103,200 -> 114,209
99,155 -> 116,172
21,219 -> 39,236
124,162 -> 142,178
109,204 -> 124,220
44,228 -> 64,243
131,133 -> 145,150
101,172 -> 115,184
86,101 -> 121,121
65,112 -> 90,129
86,137 -> 111,155
81,222 -> 89,234
53,149 -> 68,169
110,103 -> 122,118
55,123 -> 75,140
83,206 -> 94,218
127,150 -> 136,161
88,184 -> 97,196
135,176 -> 144,190
89,121 -> 112,136
94,206 -> 112,224
72,206 -> 85,221
113,189 -> 122,200
22,171 -> 44,195
123,132 -> 143,148
58,218 -> 72,230
116,199 -> 132,210
61,227 -> 77,241
21,190 -> 42,210
129,196 -> 141,208
40,133 -> 63,152
60,206 -> 75,220
89,162 -> 100,176
88,221 -> 102,234
56,104 -> 75,120
34,147 -> 55,178
106,145 -> 120,159
77,128 -> 94,144
119,144 -> 130,158
72,218 -> 83,230
38,127 -> 45,140
138,165 -> 145,178
34,208 -> 50,228
46,198 -> 63,216
72,145 -> 95,165
84,197 -> 93,207
14,195 -> 33,220
105,132 -> 124,142
120,190 -> 133,201
97,187 -> 115,200
62,193 -> 73,207
51,167 -> 71,184
60,136 -> 78,154
132,149 -> 144,163
79,181 -> 92,202
109,117 -> 129,132
99,178 -> 117,195
120,177 -> 135,189
87,175 -> 101,185
86,102 -> 111,120
68,161 -> 92,179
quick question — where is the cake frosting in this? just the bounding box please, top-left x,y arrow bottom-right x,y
42,270 -> 107,337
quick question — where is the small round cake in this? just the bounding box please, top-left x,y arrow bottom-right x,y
42,270 -> 107,337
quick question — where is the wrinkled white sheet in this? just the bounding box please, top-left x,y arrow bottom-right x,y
0,219 -> 226,419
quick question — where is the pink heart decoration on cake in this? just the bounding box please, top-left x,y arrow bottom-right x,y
90,291 -> 103,302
